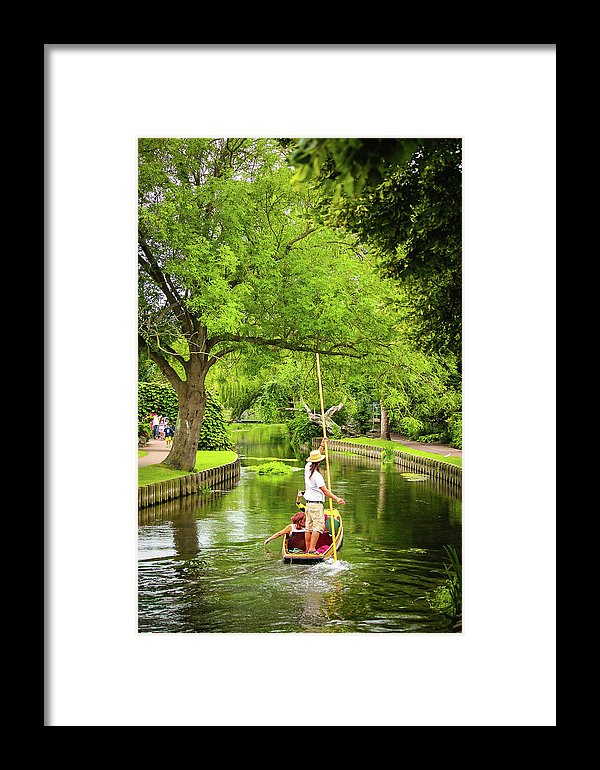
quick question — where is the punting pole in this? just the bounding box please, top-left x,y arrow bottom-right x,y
316,352 -> 337,562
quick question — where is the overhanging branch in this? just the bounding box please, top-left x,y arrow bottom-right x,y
208,334 -> 365,359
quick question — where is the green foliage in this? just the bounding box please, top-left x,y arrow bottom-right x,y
212,376 -> 262,422
347,141 -> 461,361
286,138 -> 462,362
447,414 -> 462,450
254,379 -> 293,423
344,390 -> 374,434
139,138 -> 400,469
426,545 -> 462,623
198,392 -> 234,451
256,461 -> 294,476
138,137 -> 462,465
138,421 -> 152,440
139,138 -> 387,363
138,382 -> 179,424
427,581 -> 458,615
398,415 -> 425,440
375,348 -> 462,446
138,380 -> 233,450
286,138 -> 421,200
286,412 -> 324,448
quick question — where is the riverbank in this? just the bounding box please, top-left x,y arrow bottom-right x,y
138,439 -> 237,486
138,428 -> 462,487
342,436 -> 462,466
319,438 -> 462,489
389,433 -> 461,459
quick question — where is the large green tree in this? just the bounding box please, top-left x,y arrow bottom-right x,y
138,138 -> 394,470
285,138 -> 462,363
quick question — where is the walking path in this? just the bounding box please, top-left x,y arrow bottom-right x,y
138,438 -> 172,466
389,434 -> 462,458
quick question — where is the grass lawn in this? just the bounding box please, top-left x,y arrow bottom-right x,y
138,450 -> 148,459
138,450 -> 238,487
340,437 -> 462,467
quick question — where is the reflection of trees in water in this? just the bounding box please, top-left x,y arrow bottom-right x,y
335,452 -> 461,502
378,465 -> 387,520
138,489 -> 212,525
232,424 -> 298,461
328,449 -> 461,498
170,508 -> 202,558
137,474 -> 240,526
138,477 -> 244,561
429,477 -> 462,502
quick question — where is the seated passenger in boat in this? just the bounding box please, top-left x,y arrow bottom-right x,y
264,512 -> 306,547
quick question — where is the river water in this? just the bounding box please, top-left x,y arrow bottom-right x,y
138,424 -> 462,633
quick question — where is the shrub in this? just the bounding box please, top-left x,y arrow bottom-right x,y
138,381 -> 233,450
256,461 -> 293,476
284,411 -> 343,448
399,415 -> 424,440
138,421 -> 152,440
197,392 -> 234,451
447,414 -> 462,449
138,382 -> 178,425
426,545 -> 462,624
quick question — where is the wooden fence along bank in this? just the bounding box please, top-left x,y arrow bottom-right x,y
138,457 -> 241,509
313,439 -> 462,490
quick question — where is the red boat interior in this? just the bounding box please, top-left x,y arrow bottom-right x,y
286,530 -> 332,553
285,514 -> 340,553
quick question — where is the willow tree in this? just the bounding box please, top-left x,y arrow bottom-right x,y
138,138 -> 393,470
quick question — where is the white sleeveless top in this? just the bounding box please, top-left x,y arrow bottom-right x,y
304,463 -> 325,502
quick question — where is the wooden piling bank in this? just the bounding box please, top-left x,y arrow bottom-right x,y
313,439 -> 462,490
138,457 -> 241,509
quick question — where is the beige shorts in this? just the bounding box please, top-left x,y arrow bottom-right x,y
305,502 -> 324,534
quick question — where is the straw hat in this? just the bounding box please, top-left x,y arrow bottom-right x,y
306,449 -> 326,462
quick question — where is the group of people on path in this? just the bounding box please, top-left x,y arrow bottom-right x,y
264,438 -> 346,554
147,410 -> 175,448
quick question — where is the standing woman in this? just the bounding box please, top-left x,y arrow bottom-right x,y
304,438 -> 345,554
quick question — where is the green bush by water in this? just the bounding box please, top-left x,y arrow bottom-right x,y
256,461 -> 294,476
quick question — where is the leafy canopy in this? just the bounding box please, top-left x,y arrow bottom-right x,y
139,137 -> 397,375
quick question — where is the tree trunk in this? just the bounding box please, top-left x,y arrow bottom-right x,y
380,403 -> 391,441
163,371 -> 208,471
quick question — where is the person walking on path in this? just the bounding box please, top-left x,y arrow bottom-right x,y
151,411 -> 160,439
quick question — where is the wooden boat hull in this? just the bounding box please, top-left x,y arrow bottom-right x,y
282,510 -> 343,564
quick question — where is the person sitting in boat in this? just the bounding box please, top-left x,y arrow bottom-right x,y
264,512 -> 306,546
304,439 -> 346,554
